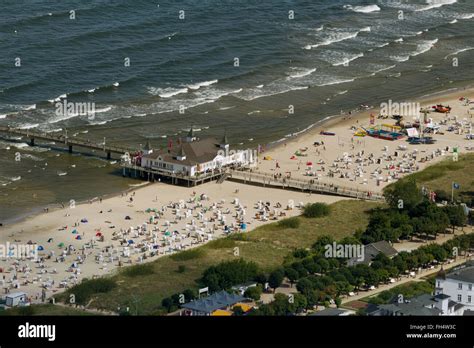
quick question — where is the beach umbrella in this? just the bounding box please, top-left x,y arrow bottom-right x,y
96,232 -> 102,237
306,161 -> 313,166
57,242 -> 65,248
47,238 -> 53,243
80,218 -> 88,223
37,246 -> 44,251
125,216 -> 131,220
75,235 -> 82,240
128,239 -> 134,244
72,229 -> 78,234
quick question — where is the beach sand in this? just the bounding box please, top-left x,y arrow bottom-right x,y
0,181 -> 342,301
258,87 -> 474,192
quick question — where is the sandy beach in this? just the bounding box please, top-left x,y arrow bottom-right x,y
1,87 -> 474,302
258,87 -> 474,192
0,180 -> 342,301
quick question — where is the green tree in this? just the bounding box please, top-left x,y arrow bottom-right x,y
268,269 -> 285,291
444,205 -> 467,233
244,285 -> 263,301
383,178 -> 423,211
285,268 -> 300,287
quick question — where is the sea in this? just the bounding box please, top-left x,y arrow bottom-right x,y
1,0 -> 474,222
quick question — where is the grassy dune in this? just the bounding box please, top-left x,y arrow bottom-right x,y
57,200 -> 378,314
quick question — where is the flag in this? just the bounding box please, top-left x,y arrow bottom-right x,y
453,183 -> 460,190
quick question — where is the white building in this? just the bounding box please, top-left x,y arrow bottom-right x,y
435,260 -> 474,312
5,292 -> 28,307
141,128 -> 256,177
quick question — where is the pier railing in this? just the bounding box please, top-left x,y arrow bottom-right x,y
228,169 -> 385,202
0,126 -> 135,157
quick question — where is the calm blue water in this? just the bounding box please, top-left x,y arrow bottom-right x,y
0,0 -> 474,221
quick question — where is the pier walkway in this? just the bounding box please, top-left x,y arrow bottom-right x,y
227,169 -> 385,202
0,126 -> 134,159
0,126 -> 385,201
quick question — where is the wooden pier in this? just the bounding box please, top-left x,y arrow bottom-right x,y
0,125 -> 385,201
122,163 -> 228,186
0,126 -> 135,159
227,169 -> 385,202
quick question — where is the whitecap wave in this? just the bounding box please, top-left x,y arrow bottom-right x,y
415,0 -> 457,12
187,79 -> 218,90
287,67 -> 317,79
148,87 -> 189,98
343,4 -> 381,13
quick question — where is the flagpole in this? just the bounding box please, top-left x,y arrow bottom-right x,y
451,181 -> 454,203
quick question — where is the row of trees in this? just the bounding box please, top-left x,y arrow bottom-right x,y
360,179 -> 468,243
278,233 -> 474,312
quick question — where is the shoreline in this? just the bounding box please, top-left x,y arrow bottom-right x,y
1,82 -> 474,227
264,83 -> 474,153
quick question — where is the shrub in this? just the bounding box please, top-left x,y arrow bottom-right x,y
303,203 -> 331,218
177,265 -> 186,273
293,248 -> 310,259
207,238 -> 236,249
278,217 -> 301,229
67,278 -> 116,305
170,248 -> 206,261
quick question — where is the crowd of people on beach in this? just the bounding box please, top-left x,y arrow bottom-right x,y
0,191 -> 302,304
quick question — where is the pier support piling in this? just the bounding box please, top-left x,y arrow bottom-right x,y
68,145 -> 73,153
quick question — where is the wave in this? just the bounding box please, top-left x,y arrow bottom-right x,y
343,4 -> 381,13
370,64 -> 397,75
390,55 -> 410,62
332,53 -> 364,67
19,123 -> 39,129
287,67 -> 317,79
444,47 -> 474,59
236,86 -> 308,101
148,87 -> 189,98
317,78 -> 355,87
187,79 -> 218,90
48,94 -> 67,103
23,104 -> 36,110
304,28 -> 365,50
415,0 -> 457,12
412,38 -> 438,56
394,38 -> 404,43
95,106 -> 113,114
450,19 -> 458,24
389,38 -> 438,62
459,13 -> 474,20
